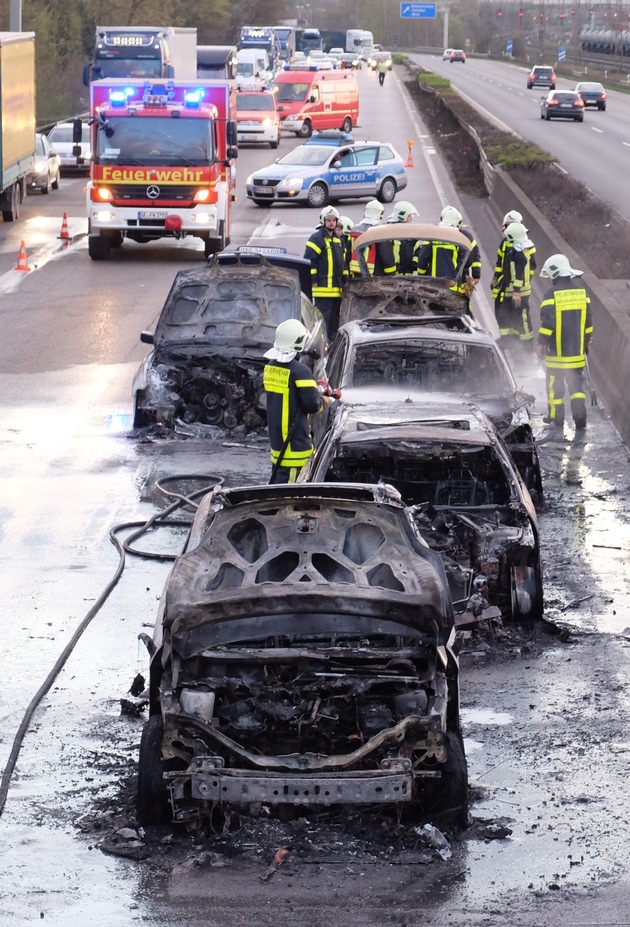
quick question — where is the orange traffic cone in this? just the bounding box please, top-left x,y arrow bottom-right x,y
58,212 -> 70,244
404,139 -> 415,169
15,241 -> 30,272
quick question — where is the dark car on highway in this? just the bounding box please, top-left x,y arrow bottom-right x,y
450,49 -> 466,63
527,65 -> 556,89
540,90 -> 585,122
574,81 -> 607,110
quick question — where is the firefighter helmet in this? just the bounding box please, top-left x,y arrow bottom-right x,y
363,199 -> 384,221
502,209 -> 523,228
440,205 -> 463,228
337,216 -> 354,234
504,221 -> 528,244
392,201 -> 418,222
320,205 -> 340,224
273,319 -> 309,353
540,253 -> 583,279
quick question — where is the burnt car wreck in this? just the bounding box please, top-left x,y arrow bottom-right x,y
138,483 -> 468,829
132,252 -> 326,431
300,400 -> 543,625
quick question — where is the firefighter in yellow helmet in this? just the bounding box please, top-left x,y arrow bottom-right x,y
536,254 -> 593,441
263,319 -> 324,484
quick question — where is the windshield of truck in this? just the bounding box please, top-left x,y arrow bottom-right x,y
94,56 -> 163,79
237,93 -> 276,111
95,117 -> 214,165
277,145 -> 331,166
237,62 -> 255,78
275,82 -> 309,103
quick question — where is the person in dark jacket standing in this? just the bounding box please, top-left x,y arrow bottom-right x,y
303,205 -> 345,339
263,319 -> 323,484
536,254 -> 593,441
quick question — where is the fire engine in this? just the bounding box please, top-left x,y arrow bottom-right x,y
86,79 -> 238,260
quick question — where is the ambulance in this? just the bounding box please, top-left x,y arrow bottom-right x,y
272,65 -> 359,138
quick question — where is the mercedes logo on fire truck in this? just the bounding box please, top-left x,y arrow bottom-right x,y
146,185 -> 160,199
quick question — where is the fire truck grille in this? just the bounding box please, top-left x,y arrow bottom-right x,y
112,185 -> 197,202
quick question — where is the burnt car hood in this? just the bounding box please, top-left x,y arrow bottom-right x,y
161,483 -> 455,659
151,258 -> 304,352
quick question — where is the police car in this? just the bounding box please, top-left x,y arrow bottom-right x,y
245,138 -> 408,208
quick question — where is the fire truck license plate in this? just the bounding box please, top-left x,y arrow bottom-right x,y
253,186 -> 273,196
139,210 -> 168,219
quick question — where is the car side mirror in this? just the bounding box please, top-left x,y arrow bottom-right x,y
226,146 -> 238,160
73,118 -> 83,144
140,331 -> 155,345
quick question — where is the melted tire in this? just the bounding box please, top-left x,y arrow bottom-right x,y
137,716 -> 170,825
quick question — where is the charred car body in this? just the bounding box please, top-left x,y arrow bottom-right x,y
300,399 -> 543,625
132,251 -> 326,430
138,483 -> 468,827
332,231 -> 542,500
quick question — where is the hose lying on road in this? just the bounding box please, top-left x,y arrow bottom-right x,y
0,474 -> 223,817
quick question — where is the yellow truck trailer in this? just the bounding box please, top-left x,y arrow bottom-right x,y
0,32 -> 36,222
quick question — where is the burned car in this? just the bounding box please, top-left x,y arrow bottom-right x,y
137,483 -> 468,828
325,315 -> 542,499
132,251 -> 327,430
300,398 -> 543,625
337,229 -> 542,499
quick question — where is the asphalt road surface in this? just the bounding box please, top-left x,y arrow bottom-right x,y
1,65 -> 630,927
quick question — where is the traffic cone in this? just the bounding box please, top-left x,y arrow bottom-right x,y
15,241 -> 30,272
405,139 -> 415,169
58,212 -> 70,244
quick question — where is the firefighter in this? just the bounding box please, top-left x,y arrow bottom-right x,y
349,200 -> 384,276
414,205 -> 481,300
495,221 -> 536,351
263,319 -> 324,484
536,254 -> 593,441
304,205 -> 345,339
385,200 -> 419,275
336,215 -> 354,276
491,209 -> 525,313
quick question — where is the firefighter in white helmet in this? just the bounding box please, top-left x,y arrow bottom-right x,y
263,319 -> 324,484
414,205 -> 481,301
304,205 -> 345,338
384,200 -> 419,275
349,200 -> 384,276
495,221 -> 537,350
491,209 -> 536,330
536,254 -> 593,441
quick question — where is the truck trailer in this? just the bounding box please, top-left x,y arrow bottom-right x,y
86,79 -> 238,260
0,32 -> 36,222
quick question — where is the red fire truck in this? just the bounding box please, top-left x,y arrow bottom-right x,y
86,79 -> 238,260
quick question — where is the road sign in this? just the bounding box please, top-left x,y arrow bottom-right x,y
400,2 -> 437,19
558,45 -> 566,61
506,39 -> 513,55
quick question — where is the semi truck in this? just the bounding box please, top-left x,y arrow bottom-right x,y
345,29 -> 374,56
296,28 -> 323,55
86,79 -> 238,260
0,32 -> 36,222
238,27 -> 280,71
272,26 -> 296,62
84,26 -> 198,84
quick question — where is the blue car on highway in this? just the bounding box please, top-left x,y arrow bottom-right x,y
245,139 -> 408,208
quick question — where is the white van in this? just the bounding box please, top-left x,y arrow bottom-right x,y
236,48 -> 272,87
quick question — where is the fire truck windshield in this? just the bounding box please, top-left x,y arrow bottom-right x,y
95,117 -> 214,165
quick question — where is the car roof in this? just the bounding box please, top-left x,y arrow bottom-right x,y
355,224 -> 471,251
336,395 -> 496,443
